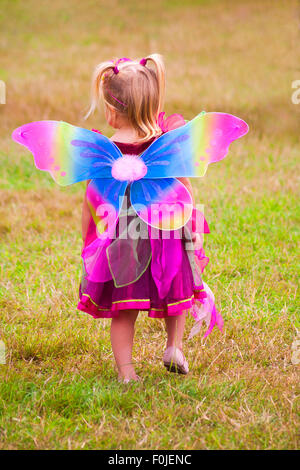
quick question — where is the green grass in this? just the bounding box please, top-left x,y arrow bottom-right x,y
0,0 -> 299,450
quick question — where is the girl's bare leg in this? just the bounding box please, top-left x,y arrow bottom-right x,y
164,312 -> 186,350
110,309 -> 139,381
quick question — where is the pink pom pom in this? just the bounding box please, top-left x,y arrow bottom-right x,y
111,154 -> 147,182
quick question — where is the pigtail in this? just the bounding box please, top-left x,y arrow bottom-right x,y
143,54 -> 166,115
85,61 -> 114,119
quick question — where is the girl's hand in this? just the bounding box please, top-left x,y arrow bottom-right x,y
192,232 -> 203,250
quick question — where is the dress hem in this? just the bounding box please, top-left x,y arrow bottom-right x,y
77,290 -> 207,319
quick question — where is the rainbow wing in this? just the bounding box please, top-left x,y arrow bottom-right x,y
86,179 -> 127,235
140,112 -> 248,178
12,121 -> 122,185
130,178 -> 193,231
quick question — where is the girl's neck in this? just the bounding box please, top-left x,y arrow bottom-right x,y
110,126 -> 143,144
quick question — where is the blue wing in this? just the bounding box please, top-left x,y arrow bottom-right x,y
86,178 -> 128,235
140,112 -> 249,178
12,121 -> 122,185
130,178 -> 193,231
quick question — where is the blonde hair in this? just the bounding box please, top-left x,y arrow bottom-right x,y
85,54 -> 165,142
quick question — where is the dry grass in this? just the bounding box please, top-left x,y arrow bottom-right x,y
0,0 -> 299,450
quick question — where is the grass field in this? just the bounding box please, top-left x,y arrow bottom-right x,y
0,0 -> 299,450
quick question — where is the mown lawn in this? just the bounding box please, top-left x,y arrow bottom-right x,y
0,0 -> 299,449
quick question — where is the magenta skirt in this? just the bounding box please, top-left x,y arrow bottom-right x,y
78,208 -> 209,319
78,247 -> 207,319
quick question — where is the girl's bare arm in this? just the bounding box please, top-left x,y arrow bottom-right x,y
82,180 -> 91,245
177,177 -> 195,206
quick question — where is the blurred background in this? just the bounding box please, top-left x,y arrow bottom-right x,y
0,0 -> 299,450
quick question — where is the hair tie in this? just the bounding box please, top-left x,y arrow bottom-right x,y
140,58 -> 147,66
112,57 -> 132,74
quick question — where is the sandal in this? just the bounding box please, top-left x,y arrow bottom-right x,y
163,346 -> 189,375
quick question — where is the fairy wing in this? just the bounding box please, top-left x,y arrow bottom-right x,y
140,112 -> 249,178
12,121 -> 122,185
130,178 -> 193,231
86,178 -> 127,235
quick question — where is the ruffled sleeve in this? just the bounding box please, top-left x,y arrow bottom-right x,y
157,112 -> 186,132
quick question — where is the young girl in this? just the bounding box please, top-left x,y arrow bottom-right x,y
12,54 -> 247,384
78,55 -> 215,383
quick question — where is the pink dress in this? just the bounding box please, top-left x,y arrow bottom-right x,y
77,115 -> 223,337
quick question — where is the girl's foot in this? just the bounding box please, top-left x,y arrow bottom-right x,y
163,346 -> 189,375
117,363 -> 141,383
118,374 -> 141,384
